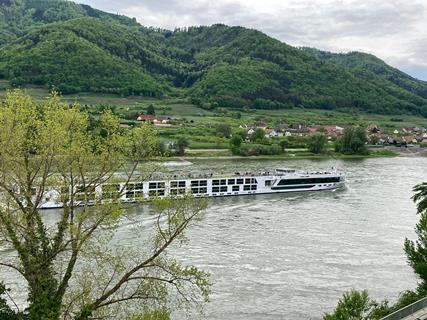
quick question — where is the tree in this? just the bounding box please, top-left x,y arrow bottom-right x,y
335,127 -> 368,155
323,290 -> 372,320
278,139 -> 288,152
308,133 -> 328,154
0,282 -> 25,319
215,124 -> 232,138
176,137 -> 189,156
229,135 -> 243,155
146,104 -> 155,115
405,182 -> 427,285
0,91 -> 209,320
250,128 -> 265,143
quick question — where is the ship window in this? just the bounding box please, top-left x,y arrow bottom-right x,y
251,178 -> 257,184
212,180 -> 220,186
245,178 -> 251,184
220,186 -> 227,192
265,180 -> 272,187
200,180 -> 207,186
178,181 -> 186,187
212,187 -> 220,193
277,177 -> 340,185
191,181 -> 199,187
171,181 -> 178,188
158,182 -> 165,189
135,183 -> 144,190
232,185 -> 239,192
220,179 -> 227,185
149,182 -> 157,189
272,185 -> 315,190
191,187 -> 199,194
251,185 -> 257,191
127,184 -> 135,191
135,191 -> 144,198
243,185 -> 251,191
228,179 -> 235,185
200,187 -> 207,193
126,192 -> 135,199
237,179 -> 244,184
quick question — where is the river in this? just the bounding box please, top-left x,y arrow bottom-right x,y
165,156 -> 426,319
1,156 -> 427,319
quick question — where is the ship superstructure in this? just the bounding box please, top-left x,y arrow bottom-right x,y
37,168 -> 345,209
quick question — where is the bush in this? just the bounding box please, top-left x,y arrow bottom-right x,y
308,133 -> 328,154
335,126 -> 369,155
235,143 -> 282,156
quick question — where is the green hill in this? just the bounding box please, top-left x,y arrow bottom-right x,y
1,0 -> 427,116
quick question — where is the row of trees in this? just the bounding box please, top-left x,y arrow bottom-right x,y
324,182 -> 427,319
0,91 -> 209,320
228,126 -> 369,156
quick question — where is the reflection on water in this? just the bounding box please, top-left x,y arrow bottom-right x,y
1,157 -> 426,319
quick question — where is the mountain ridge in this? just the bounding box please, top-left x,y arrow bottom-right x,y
0,0 -> 427,116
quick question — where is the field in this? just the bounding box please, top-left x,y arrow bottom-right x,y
1,82 -> 427,152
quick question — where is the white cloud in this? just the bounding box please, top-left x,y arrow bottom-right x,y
78,0 -> 427,80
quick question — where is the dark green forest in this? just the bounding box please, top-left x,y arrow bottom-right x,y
1,0 -> 427,116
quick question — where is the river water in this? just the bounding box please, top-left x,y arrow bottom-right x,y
1,156 -> 427,319
165,156 -> 426,319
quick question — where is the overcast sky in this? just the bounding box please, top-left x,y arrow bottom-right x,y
78,0 -> 427,81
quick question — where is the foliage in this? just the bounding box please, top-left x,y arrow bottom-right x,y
0,90 -> 210,320
146,104 -> 156,115
278,139 -> 288,151
250,128 -> 266,143
168,137 -> 189,156
229,135 -> 242,155
323,290 -> 372,320
404,182 -> 427,282
0,282 -> 26,320
234,143 -> 282,156
0,1 -> 427,116
215,123 -> 232,138
308,133 -> 328,154
335,127 -> 368,155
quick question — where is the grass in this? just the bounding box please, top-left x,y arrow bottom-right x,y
1,82 -> 426,155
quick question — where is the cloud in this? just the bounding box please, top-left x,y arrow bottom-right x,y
78,0 -> 427,81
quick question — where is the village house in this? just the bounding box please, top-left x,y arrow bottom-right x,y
284,124 -> 310,136
265,129 -> 278,138
308,125 -> 343,139
137,114 -> 173,126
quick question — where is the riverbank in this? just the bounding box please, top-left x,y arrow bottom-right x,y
164,149 -> 398,161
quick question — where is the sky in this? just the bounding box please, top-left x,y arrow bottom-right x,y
78,0 -> 427,81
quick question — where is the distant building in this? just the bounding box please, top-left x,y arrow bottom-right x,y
137,114 -> 172,126
265,129 -> 278,138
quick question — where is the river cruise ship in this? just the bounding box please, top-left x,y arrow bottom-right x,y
38,168 -> 345,209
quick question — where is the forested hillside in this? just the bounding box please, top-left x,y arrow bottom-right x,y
1,0 -> 427,116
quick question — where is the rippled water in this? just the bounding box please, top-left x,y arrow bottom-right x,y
166,157 -> 427,319
1,156 -> 427,319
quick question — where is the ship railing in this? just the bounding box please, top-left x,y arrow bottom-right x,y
380,296 -> 427,320
141,170 -> 342,181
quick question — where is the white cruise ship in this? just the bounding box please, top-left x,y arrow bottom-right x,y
38,168 -> 345,209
